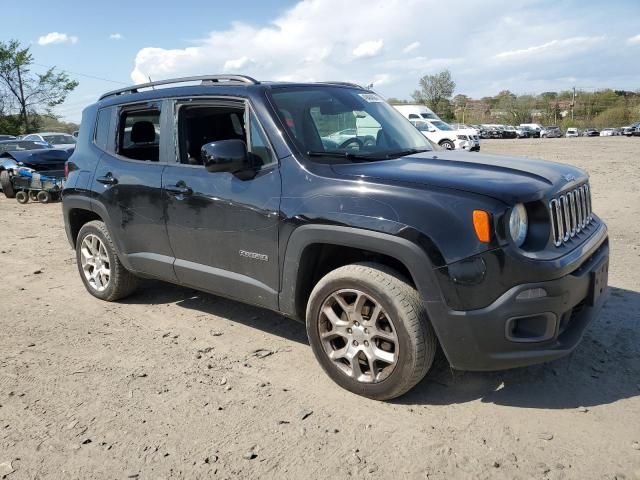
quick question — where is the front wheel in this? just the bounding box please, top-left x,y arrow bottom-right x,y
76,220 -> 138,301
306,262 -> 437,400
439,139 -> 455,150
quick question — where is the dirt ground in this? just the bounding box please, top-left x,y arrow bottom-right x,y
1,137 -> 639,480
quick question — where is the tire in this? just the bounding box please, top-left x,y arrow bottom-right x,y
15,191 -> 28,204
36,191 -> 51,204
0,170 -> 15,198
306,262 -> 437,400
439,140 -> 455,150
29,190 -> 39,202
76,220 -> 138,301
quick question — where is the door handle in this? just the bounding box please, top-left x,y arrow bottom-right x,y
96,174 -> 118,185
165,184 -> 193,196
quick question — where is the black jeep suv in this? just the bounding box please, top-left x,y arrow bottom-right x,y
62,75 -> 609,400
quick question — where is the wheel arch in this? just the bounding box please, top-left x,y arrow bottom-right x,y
280,225 -> 444,322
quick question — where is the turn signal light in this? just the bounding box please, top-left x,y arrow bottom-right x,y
472,210 -> 491,243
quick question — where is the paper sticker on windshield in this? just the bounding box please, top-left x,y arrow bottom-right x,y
359,93 -> 384,103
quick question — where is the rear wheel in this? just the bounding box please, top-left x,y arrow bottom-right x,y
76,220 -> 138,301
0,170 -> 15,198
29,190 -> 39,202
15,191 -> 28,204
306,262 -> 437,400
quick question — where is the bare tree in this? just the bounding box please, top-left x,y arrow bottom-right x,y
0,39 -> 78,133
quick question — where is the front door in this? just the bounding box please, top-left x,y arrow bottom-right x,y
162,99 -> 281,309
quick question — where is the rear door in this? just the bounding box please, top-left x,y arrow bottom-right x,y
161,98 -> 281,309
90,100 -> 177,281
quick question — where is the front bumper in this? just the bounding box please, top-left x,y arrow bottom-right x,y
430,232 -> 609,371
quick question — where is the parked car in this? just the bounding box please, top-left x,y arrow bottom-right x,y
0,134 -> 17,141
22,132 -> 77,148
566,128 -> 579,138
501,125 -> 518,139
583,128 -> 600,137
62,75 -> 609,400
395,108 -> 476,151
515,126 -> 530,138
521,125 -> 540,138
623,123 -> 640,136
542,126 -> 562,138
0,139 -> 52,154
519,123 -> 543,138
600,128 -> 616,137
0,148 -> 70,198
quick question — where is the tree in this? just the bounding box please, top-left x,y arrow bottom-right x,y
411,69 -> 456,116
452,94 -> 469,123
0,39 -> 78,133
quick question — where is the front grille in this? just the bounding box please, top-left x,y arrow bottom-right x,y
548,183 -> 593,247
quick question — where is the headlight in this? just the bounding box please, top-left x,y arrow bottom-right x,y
509,203 -> 528,247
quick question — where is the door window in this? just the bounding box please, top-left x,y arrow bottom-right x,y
177,102 -> 275,170
117,107 -> 161,161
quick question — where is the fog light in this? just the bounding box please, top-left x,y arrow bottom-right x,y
516,288 -> 547,300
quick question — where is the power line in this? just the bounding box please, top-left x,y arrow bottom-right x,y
32,62 -> 128,85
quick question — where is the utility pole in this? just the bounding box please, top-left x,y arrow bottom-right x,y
571,86 -> 576,122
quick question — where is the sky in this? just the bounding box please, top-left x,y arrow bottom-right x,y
3,0 -> 640,122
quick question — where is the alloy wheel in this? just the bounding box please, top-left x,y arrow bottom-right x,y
80,234 -> 111,292
318,289 -> 399,383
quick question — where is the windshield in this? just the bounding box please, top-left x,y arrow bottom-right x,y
43,134 -> 76,145
420,112 -> 438,120
429,120 -> 453,131
270,86 -> 431,162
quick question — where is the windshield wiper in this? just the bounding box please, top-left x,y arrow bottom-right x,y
382,148 -> 432,159
306,151 -> 380,161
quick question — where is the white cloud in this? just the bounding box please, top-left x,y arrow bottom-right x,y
128,0 -> 640,101
402,41 -> 420,54
627,34 -> 640,45
223,56 -> 255,71
109,33 -> 123,40
37,32 -> 78,46
352,39 -> 384,59
494,36 -> 606,60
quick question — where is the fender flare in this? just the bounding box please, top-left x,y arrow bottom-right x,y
279,224 -> 444,320
62,195 -> 135,271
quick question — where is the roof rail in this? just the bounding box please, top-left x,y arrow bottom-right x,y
319,81 -> 366,89
99,75 -> 259,100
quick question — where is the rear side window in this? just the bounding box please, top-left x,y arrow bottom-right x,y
117,108 -> 161,161
94,108 -> 111,151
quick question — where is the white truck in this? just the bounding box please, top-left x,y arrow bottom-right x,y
394,105 -> 480,151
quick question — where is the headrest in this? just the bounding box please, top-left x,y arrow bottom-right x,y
131,121 -> 155,143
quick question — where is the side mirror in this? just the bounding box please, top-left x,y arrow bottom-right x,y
201,139 -> 249,174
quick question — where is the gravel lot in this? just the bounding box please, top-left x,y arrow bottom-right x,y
1,137 -> 639,479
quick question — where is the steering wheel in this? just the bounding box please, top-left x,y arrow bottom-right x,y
339,138 -> 363,150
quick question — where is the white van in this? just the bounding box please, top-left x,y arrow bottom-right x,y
393,104 -> 441,121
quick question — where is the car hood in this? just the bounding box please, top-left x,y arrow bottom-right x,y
330,151 -> 587,204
